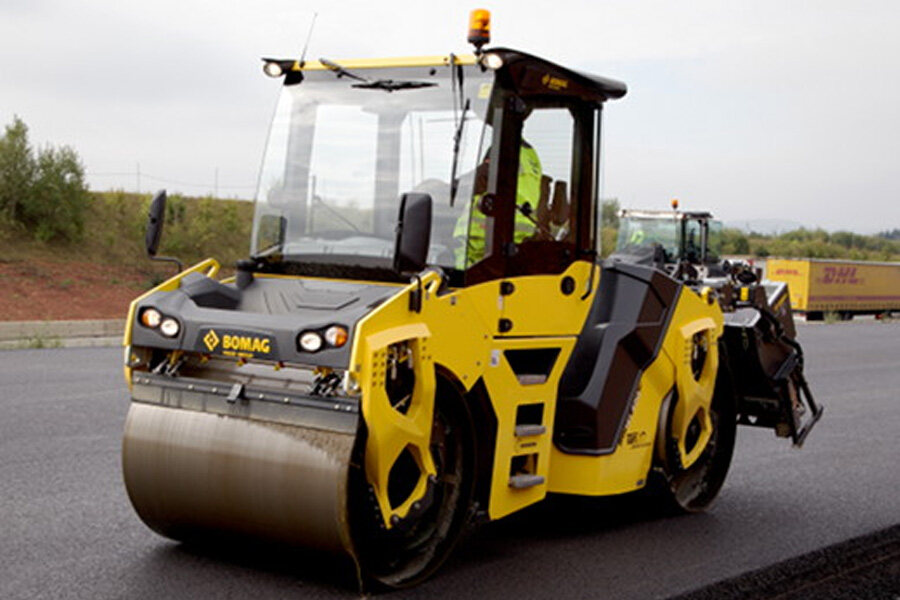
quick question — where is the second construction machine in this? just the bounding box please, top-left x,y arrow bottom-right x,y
121,12 -> 822,589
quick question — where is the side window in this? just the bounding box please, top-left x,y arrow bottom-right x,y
706,220 -> 723,262
454,120 -> 494,270
517,109 -> 575,246
684,219 -> 702,263
458,101 -> 589,282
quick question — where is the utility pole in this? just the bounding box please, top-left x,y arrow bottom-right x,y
215,167 -> 219,198
136,162 -> 141,194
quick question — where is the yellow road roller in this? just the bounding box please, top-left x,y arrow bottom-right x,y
122,11 -> 822,589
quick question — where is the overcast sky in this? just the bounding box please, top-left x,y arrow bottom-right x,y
2,0 -> 898,232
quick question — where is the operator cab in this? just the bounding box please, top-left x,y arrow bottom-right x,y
613,207 -> 725,280
251,47 -> 626,287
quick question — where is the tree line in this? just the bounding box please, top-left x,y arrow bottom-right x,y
2,115 -> 896,263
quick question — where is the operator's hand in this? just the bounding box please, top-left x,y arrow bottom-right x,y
474,158 -> 490,195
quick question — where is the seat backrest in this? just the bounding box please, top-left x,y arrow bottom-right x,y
551,180 -> 569,226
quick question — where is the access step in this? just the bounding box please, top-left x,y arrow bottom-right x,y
514,424 -> 546,437
509,474 -> 545,489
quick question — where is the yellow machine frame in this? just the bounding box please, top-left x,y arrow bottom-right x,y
347,261 -> 724,525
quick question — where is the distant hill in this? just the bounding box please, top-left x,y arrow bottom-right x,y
725,219 -> 806,235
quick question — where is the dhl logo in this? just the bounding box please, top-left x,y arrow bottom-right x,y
773,268 -> 800,276
820,266 -> 861,285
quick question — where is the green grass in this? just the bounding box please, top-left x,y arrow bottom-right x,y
19,334 -> 62,349
0,190 -> 254,271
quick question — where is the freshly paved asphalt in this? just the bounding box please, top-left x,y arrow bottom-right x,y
1,320 -> 898,599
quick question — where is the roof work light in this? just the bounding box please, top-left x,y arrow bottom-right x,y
263,61 -> 284,78
468,9 -> 491,51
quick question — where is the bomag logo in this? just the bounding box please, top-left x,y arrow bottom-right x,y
203,329 -> 220,351
222,334 -> 272,354
198,328 -> 275,358
541,73 -> 569,91
625,430 -> 651,449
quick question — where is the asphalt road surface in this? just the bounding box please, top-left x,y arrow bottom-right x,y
1,320 -> 898,599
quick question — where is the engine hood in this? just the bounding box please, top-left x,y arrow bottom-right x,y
128,273 -> 402,368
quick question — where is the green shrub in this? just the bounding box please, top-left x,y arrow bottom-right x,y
0,116 -> 89,243
599,226 -> 618,257
722,228 -> 750,255
601,198 -> 620,230
155,194 -> 252,267
0,117 -> 35,223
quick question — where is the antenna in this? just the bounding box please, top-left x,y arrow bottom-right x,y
299,12 -> 318,67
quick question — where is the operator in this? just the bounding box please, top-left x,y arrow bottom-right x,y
453,141 -> 543,268
629,226 -> 646,246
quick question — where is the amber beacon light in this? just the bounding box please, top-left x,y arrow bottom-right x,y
468,9 -> 491,51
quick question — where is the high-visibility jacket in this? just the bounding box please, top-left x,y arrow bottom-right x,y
454,145 -> 542,268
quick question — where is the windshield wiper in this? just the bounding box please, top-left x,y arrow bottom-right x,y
449,99 -> 470,206
312,195 -> 362,233
352,80 -> 436,92
319,57 -> 368,82
320,57 -> 436,92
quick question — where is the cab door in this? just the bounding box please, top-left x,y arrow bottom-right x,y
474,99 -> 603,519
497,103 -> 599,336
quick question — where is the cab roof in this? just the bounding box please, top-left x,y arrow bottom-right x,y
283,54 -> 478,71
263,48 -> 627,103
620,209 -> 715,220
488,48 -> 627,102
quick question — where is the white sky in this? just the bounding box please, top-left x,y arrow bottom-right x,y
1,0 -> 898,232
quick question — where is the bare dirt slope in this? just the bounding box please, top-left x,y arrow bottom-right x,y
0,257 -> 161,321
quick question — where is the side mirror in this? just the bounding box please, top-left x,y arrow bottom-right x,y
144,189 -> 183,272
145,190 -> 167,257
393,192 -> 432,274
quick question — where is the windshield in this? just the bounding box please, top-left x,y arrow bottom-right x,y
616,216 -> 680,259
251,62 -> 493,274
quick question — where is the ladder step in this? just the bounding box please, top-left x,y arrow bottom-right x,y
509,474 -> 545,489
514,424 -> 546,437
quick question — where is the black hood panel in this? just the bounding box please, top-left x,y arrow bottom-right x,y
129,275 -> 401,368
240,278 -> 373,313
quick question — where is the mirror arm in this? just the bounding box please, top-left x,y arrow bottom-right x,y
408,274 -> 423,313
150,255 -> 184,273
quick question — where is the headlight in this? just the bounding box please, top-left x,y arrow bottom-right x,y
298,331 -> 323,352
159,317 -> 181,338
139,307 -> 162,329
263,61 -> 284,78
481,52 -> 504,70
324,325 -> 348,348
